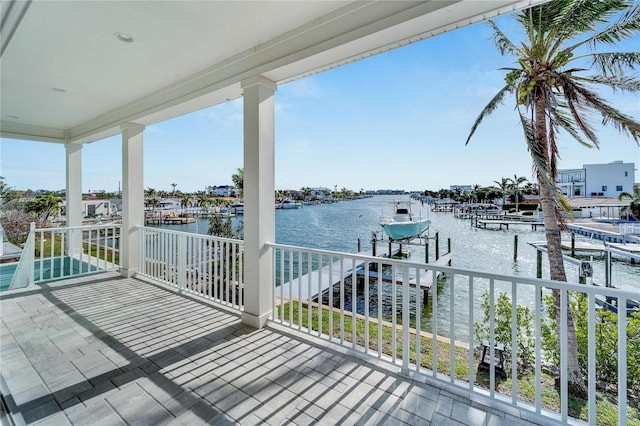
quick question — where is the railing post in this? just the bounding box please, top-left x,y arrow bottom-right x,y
400,265 -> 410,376
178,233 -> 187,293
27,222 -> 35,287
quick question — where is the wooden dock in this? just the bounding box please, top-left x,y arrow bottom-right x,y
355,252 -> 452,303
474,219 -> 543,231
145,215 -> 197,225
276,243 -> 452,307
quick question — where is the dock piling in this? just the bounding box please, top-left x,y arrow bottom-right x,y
514,235 -> 518,260
435,232 -> 440,260
536,250 -> 542,279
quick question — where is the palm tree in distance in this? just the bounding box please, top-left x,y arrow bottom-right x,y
466,0 -> 640,396
144,187 -> 156,200
231,168 -> 244,198
493,177 -> 511,209
510,175 -> 528,212
171,183 -> 177,196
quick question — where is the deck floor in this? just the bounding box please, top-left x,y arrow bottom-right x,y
1,272 -> 538,425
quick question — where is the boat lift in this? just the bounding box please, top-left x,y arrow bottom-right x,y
365,229 -> 448,264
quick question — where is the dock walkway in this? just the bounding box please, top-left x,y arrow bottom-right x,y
474,219 -> 543,231
276,242 -> 452,306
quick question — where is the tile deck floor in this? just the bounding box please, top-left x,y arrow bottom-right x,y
0,272 -> 544,425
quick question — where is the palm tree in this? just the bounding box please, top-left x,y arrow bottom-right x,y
466,0 -> 640,396
144,187 -> 156,199
171,183 -> 177,196
231,168 -> 244,198
25,193 -> 62,221
493,177 -> 511,209
301,187 -> 312,201
510,175 -> 528,212
180,193 -> 191,209
196,192 -> 210,210
618,183 -> 640,219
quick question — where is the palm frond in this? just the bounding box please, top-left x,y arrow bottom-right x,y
516,1 -> 569,35
547,1 -> 637,62
547,100 -> 597,148
465,83 -> 515,145
519,111 -> 554,190
487,20 -> 518,56
556,192 -> 573,227
588,1 -> 640,46
555,75 -> 601,145
577,73 -> 640,92
588,52 -> 640,76
568,78 -> 640,142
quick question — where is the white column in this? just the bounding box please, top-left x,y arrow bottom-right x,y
120,122 -> 145,277
65,143 -> 83,256
241,76 -> 276,329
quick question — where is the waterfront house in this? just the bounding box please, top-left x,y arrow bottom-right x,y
557,161 -> 636,199
208,185 -> 239,198
1,1 -> 634,425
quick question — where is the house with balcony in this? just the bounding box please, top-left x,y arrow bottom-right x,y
557,161 -> 635,198
0,2 -> 635,426
208,185 -> 239,198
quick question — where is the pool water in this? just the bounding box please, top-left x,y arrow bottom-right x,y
0,257 -> 98,291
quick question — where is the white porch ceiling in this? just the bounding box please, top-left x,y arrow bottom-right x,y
1,0 -> 547,145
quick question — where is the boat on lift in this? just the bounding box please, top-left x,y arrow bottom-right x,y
379,200 -> 430,241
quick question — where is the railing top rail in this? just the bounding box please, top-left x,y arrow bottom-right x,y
267,241 -> 640,298
36,223 -> 121,232
136,225 -> 243,244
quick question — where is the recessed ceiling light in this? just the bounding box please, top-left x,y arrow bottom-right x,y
52,87 -> 66,93
114,32 -> 134,43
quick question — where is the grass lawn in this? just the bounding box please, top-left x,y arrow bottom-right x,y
34,234 -> 120,265
276,300 -> 639,425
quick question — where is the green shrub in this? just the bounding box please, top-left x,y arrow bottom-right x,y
474,291 -> 536,367
540,293 -> 640,393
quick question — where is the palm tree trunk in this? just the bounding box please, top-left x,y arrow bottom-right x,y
535,102 -> 586,397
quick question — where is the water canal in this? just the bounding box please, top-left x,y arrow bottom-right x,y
155,194 -> 640,339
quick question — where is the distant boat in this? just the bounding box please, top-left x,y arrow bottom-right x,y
380,200 -> 430,241
279,199 -> 302,209
229,200 -> 244,215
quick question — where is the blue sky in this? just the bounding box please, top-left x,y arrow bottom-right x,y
2,14 -> 639,194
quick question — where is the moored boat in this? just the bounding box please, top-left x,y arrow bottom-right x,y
380,200 -> 430,241
229,200 -> 244,215
279,198 -> 302,209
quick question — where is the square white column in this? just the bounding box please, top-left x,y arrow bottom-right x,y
120,123 -> 145,277
241,76 -> 276,329
65,143 -> 83,256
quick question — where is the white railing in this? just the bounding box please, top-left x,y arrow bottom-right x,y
268,242 -> 637,426
137,227 -> 244,310
9,223 -> 121,289
619,223 -> 640,236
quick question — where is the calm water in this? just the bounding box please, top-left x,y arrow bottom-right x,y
156,195 -> 640,339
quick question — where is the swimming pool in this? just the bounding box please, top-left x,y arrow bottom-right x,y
0,257 -> 99,291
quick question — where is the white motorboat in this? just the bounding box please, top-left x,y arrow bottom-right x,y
380,200 -> 430,241
279,199 -> 302,209
229,200 -> 244,215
